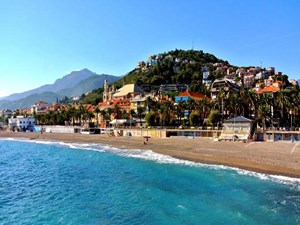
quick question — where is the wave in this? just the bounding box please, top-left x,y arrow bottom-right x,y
2,138 -> 300,188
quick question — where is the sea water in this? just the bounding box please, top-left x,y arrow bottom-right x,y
0,139 -> 299,225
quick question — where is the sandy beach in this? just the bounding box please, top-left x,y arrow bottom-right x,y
1,131 -> 300,178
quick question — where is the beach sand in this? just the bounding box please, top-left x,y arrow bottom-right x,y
1,131 -> 300,178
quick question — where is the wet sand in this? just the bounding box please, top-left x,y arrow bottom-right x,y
1,131 -> 300,178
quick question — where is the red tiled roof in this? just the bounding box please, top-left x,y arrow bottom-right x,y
257,86 -> 280,94
177,90 -> 210,100
98,99 -> 130,110
34,101 -> 48,105
83,104 -> 95,112
98,99 -> 121,108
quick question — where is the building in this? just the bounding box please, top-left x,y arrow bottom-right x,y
103,79 -> 115,102
130,95 -> 146,113
0,109 -> 13,127
210,78 -> 240,100
219,116 -> 254,141
243,74 -> 255,88
158,84 -> 188,94
113,84 -> 144,100
8,116 -> 36,132
256,86 -> 280,95
175,90 -> 210,118
202,67 -> 212,88
290,79 -> 299,86
103,80 -> 144,102
0,108 -> 13,118
175,90 -> 210,103
31,101 -> 50,114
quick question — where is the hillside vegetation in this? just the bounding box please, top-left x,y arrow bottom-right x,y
81,49 -> 233,103
116,49 -> 231,91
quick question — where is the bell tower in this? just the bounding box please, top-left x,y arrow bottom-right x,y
103,79 -> 109,102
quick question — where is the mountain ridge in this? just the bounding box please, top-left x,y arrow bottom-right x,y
0,69 -> 120,110
1,68 -> 98,101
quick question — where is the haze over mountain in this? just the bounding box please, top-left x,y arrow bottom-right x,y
0,69 -> 120,110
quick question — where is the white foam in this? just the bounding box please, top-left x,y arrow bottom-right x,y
235,167 -> 300,188
2,138 -> 300,188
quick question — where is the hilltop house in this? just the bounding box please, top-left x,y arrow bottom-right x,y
175,90 -> 210,118
211,78 -> 240,100
31,101 -> 50,114
175,90 -> 210,102
256,86 -> 280,95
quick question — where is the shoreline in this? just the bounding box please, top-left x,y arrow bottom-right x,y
1,132 -> 300,179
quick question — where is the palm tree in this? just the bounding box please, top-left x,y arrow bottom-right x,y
216,87 -> 227,121
227,92 -> 240,117
129,109 -> 136,119
195,98 -> 209,120
78,104 -> 87,126
161,101 -> 173,126
176,100 -> 186,125
275,89 -> 291,127
93,106 -> 101,127
256,93 -> 273,130
136,106 -> 145,126
245,88 -> 258,119
158,105 -> 167,128
145,96 -> 158,112
106,108 -> 112,121
113,105 -> 121,119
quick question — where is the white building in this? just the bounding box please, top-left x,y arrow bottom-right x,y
8,116 -> 36,131
31,101 -> 49,114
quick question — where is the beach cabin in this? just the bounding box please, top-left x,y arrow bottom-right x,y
219,116 -> 254,141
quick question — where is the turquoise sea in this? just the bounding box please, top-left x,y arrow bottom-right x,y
0,139 -> 299,225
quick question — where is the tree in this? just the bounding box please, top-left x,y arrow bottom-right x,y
189,111 -> 201,127
158,105 -> 167,128
145,111 -> 156,126
113,105 -> 122,119
175,100 -> 186,125
256,93 -> 273,130
161,101 -> 173,126
216,87 -> 227,121
129,109 -> 136,119
207,110 -> 220,128
275,89 -> 291,127
94,107 -> 101,127
136,106 -> 145,126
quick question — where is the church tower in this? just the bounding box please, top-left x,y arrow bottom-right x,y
103,79 -> 109,102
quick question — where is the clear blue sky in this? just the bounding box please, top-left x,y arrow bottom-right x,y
0,0 -> 299,97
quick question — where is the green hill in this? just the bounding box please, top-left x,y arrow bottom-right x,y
80,49 -> 233,103
114,49 -> 232,92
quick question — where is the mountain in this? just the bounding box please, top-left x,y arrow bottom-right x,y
0,69 -> 120,110
57,74 -> 119,97
2,69 -> 101,101
0,92 -> 61,110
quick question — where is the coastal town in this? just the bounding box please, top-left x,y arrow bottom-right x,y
2,1 -> 300,224
1,51 -> 300,143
